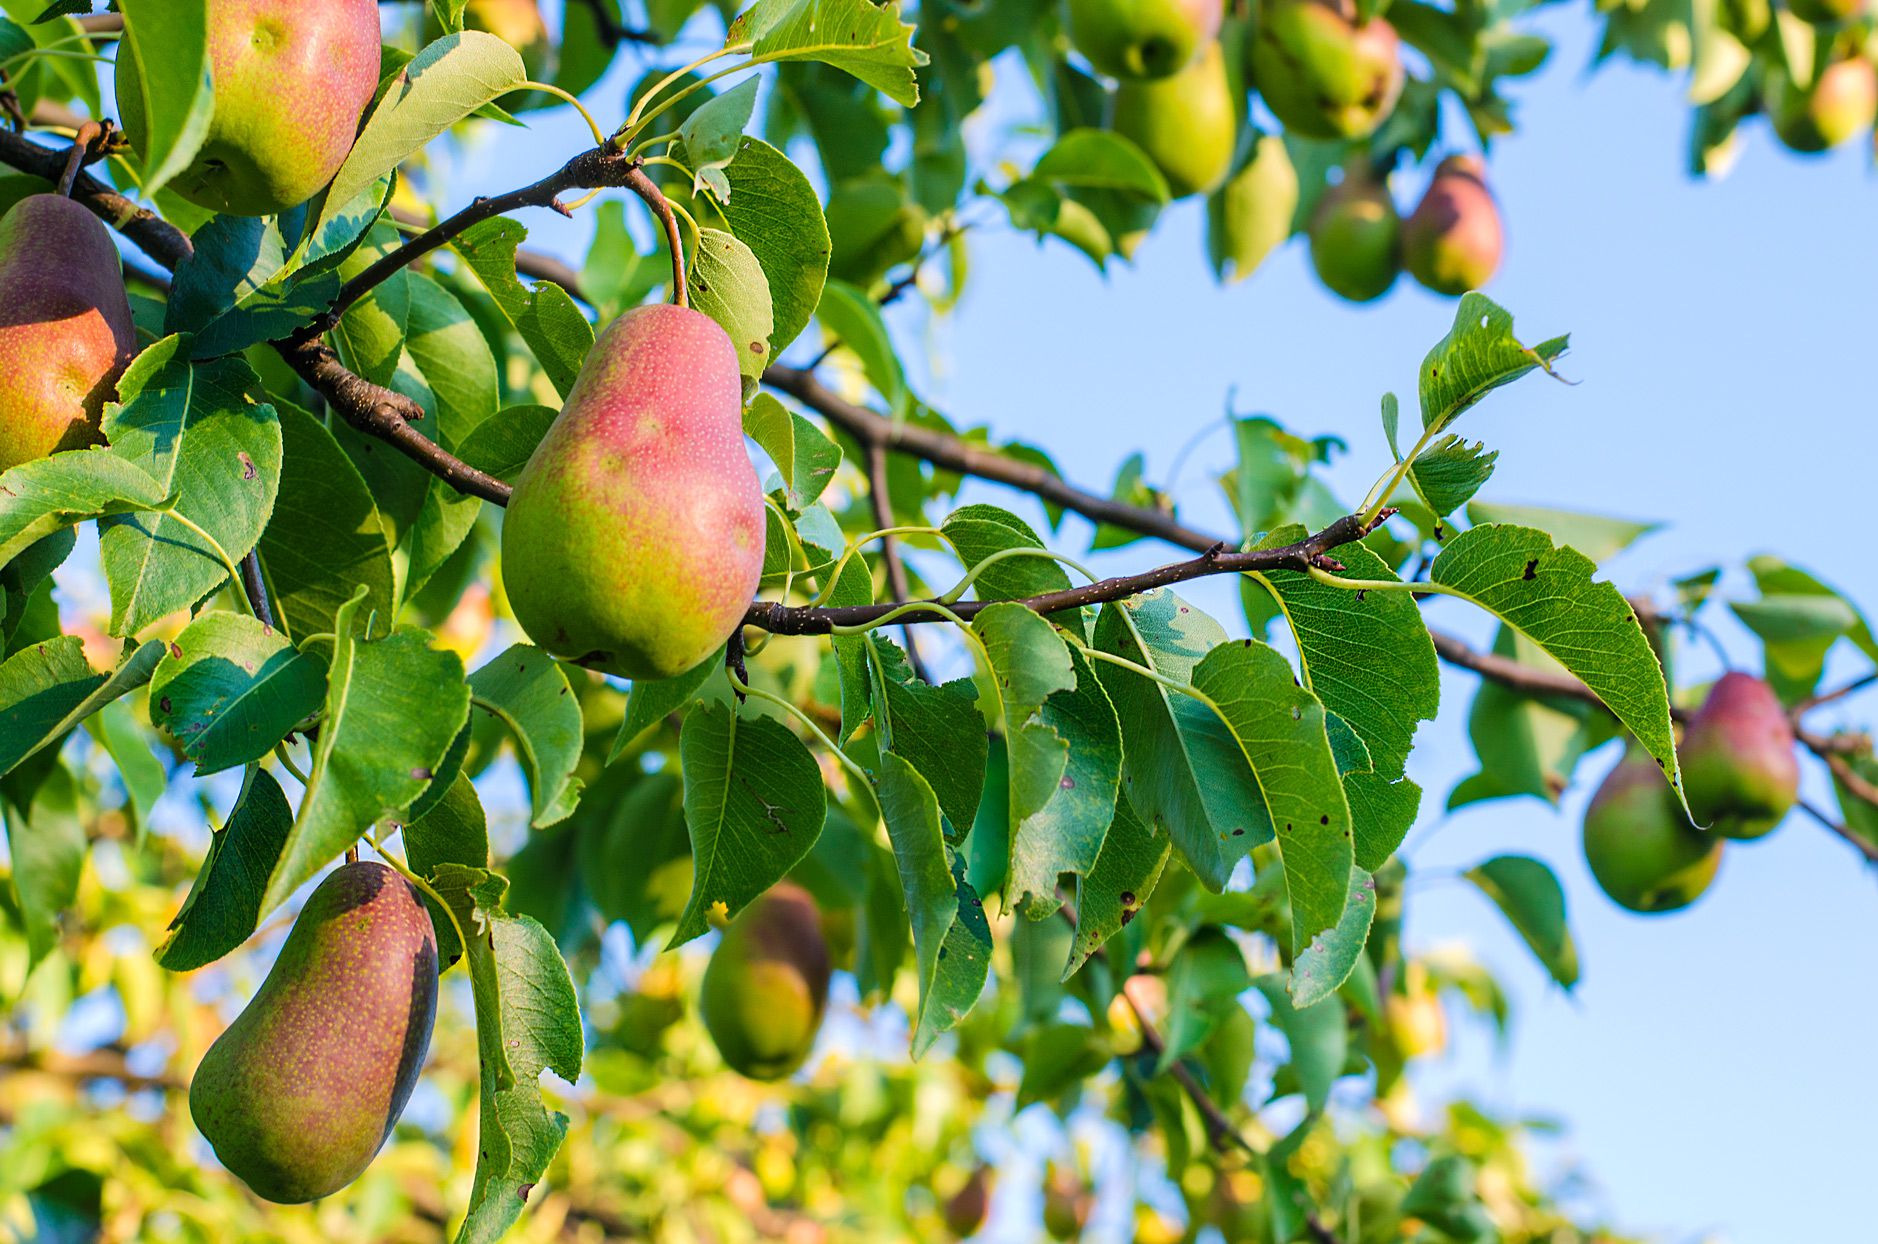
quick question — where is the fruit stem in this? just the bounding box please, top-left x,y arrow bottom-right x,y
55,119 -> 101,198
621,161 -> 690,308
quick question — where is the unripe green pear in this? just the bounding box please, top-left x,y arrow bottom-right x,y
942,1166 -> 992,1236
117,0 -> 381,216
502,303 -> 764,681
1786,0 -> 1867,23
700,883 -> 830,1081
1065,0 -> 1223,79
1042,1167 -> 1092,1239
1206,133 -> 1299,283
0,195 -> 136,473
1402,154 -> 1504,296
1112,41 -> 1238,198
1679,672 -> 1799,840
1765,57 -> 1878,153
189,862 -> 438,1204
1250,0 -> 1404,141
826,176 -> 929,288
1582,748 -> 1722,914
1307,168 -> 1400,302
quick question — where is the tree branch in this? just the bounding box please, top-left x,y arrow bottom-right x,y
866,441 -> 930,679
390,204 -> 589,299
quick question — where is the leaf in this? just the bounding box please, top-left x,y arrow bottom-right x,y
1008,646 -> 1121,920
671,700 -> 828,945
1158,929 -> 1252,1070
678,76 -> 760,189
0,451 -> 168,568
743,393 -> 842,508
456,404 -> 558,484
98,341 -> 282,636
403,774 -> 489,969
1,759 -> 81,968
1032,128 -> 1170,201
1428,523 -> 1681,805
1408,434 -> 1497,518
88,699 -> 167,835
1255,973 -> 1346,1114
1447,624 -> 1608,809
1465,500 -> 1660,565
322,32 -> 528,232
695,136 -> 829,356
253,401 -> 396,642
1418,293 -> 1569,435
1289,866 -> 1377,1006
259,589 -> 470,916
117,0 -> 212,201
451,216 -> 593,398
1064,797 -> 1169,979
609,646 -> 725,761
942,504 -> 1073,604
0,636 -> 102,775
1092,591 -> 1272,890
148,612 -> 324,776
1465,854 -> 1580,988
746,0 -> 928,106
688,228 -> 774,381
165,214 -> 345,355
582,770 -> 693,942
154,770 -> 294,972
815,279 -> 905,412
468,644 -> 584,828
401,270 -> 501,443
867,635 -> 986,835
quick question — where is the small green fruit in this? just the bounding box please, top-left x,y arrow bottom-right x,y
700,884 -> 831,1081
0,195 -> 136,472
1250,0 -> 1404,141
1679,672 -> 1799,840
1042,1167 -> 1092,1239
117,0 -> 382,216
1206,133 -> 1300,283
189,862 -> 438,1204
1112,40 -> 1238,198
502,303 -> 764,681
1402,154 -> 1504,296
1065,0 -> 1223,79
1582,749 -> 1722,914
1308,169 -> 1400,302
1765,58 -> 1878,154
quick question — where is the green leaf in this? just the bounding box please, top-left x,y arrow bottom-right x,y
1408,434 -> 1497,518
866,635 -> 986,835
1418,294 -> 1568,435
468,644 -> 584,828
259,589 -> 470,916
1063,797 -> 1169,979
1289,866 -> 1377,1006
1032,128 -> 1170,201
1465,854 -> 1580,988
582,770 -> 693,943
0,636 -> 102,775
678,76 -> 760,189
815,278 -> 907,412
323,32 -> 528,232
1447,624 -> 1607,809
117,0 -> 212,201
1428,523 -> 1681,805
744,394 -> 842,509
403,773 -> 489,969
609,646 -> 725,761
942,504 -> 1072,603
154,770 -> 294,972
451,217 -> 594,398
1465,500 -> 1660,565
1158,929 -> 1252,1070
694,136 -> 829,357
745,0 -> 928,106
253,401 -> 396,642
1008,646 -> 1121,920
88,699 -> 167,836
0,451 -> 168,568
1255,972 -> 1346,1114
671,700 -> 829,945
1092,591 -> 1271,890
456,404 -> 558,485
1,759 -> 81,969
98,342 -> 282,635
401,270 -> 501,443
689,228 -> 774,382
165,214 -> 345,355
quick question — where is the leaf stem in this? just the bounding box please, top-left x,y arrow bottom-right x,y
726,669 -> 873,792
1305,567 -> 1466,600
620,47 -> 742,140
155,507 -> 253,619
516,80 -> 606,146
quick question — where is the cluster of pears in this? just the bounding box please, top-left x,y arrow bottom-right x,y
189,862 -> 440,1203
1308,154 -> 1505,302
699,883 -> 833,1081
1763,54 -> 1878,155
117,0 -> 382,217
1581,673 -> 1800,913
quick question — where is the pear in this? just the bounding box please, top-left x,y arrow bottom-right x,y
1308,168 -> 1400,302
1042,1167 -> 1092,1239
1112,41 -> 1238,198
1250,0 -> 1404,141
1206,133 -> 1300,283
1765,58 -> 1877,154
0,195 -> 136,473
699,883 -> 831,1081
1679,672 -> 1799,840
1065,0 -> 1224,79
1402,154 -> 1504,296
117,0 -> 382,216
189,862 -> 438,1204
1582,747 -> 1722,914
502,303 -> 764,681
941,1166 -> 992,1236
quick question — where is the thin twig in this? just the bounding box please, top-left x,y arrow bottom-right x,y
1794,673 -> 1878,718
867,442 -> 930,680
1796,796 -> 1878,864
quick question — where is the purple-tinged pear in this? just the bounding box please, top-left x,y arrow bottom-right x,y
700,883 -> 831,1081
1402,154 -> 1505,296
1679,672 -> 1799,840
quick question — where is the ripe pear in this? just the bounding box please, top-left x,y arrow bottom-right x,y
1765,58 -> 1878,154
942,1166 -> 992,1236
1206,133 -> 1300,283
1112,41 -> 1238,198
116,0 -> 381,216
189,862 -> 438,1204
1308,168 -> 1400,302
699,883 -> 831,1081
1250,0 -> 1404,141
1581,748 -> 1722,914
1679,672 -> 1799,840
0,195 -> 136,473
1065,0 -> 1223,79
1402,154 -> 1504,296
502,303 -> 764,681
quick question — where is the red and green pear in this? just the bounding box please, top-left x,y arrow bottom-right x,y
1402,154 -> 1504,296
699,883 -> 831,1081
1250,0 -> 1404,141
501,303 -> 764,681
1679,672 -> 1799,840
1065,0 -> 1223,79
1042,1167 -> 1093,1239
942,1166 -> 992,1236
1765,58 -> 1877,153
117,0 -> 382,216
189,862 -> 438,1204
1308,168 -> 1400,302
1582,748 -> 1722,914
0,195 -> 136,473
1112,41 -> 1238,198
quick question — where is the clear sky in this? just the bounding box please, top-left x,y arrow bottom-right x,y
105,5 -> 1878,1240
